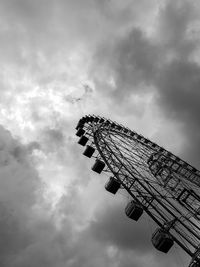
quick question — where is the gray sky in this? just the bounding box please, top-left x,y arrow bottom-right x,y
0,0 -> 199,266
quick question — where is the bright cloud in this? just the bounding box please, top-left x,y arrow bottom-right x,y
0,0 -> 199,267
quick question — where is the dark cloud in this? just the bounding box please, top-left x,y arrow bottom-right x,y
156,0 -> 198,58
0,202 -> 31,266
154,1 -> 200,167
88,199 -> 188,267
0,0 -> 199,267
0,126 -> 40,211
92,0 -> 200,167
156,59 -> 200,166
93,28 -> 159,100
0,124 -> 100,267
90,200 -> 153,252
0,126 -> 42,266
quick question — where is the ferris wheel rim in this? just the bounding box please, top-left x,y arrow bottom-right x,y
76,115 -> 200,263
93,126 -> 198,256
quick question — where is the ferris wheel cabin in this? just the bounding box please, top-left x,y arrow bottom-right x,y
78,135 -> 89,146
151,228 -> 174,253
75,115 -> 200,264
76,128 -> 85,137
125,201 -> 143,221
83,145 -> 95,158
92,159 -> 105,174
105,176 -> 121,194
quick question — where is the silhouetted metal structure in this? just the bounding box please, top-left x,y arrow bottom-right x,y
76,115 -> 200,267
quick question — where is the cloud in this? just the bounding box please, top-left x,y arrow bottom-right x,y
0,0 -> 198,267
156,0 -> 198,57
156,59 -> 200,165
0,124 -> 110,267
92,28 -> 159,100
88,197 -> 186,267
0,202 -> 31,266
0,125 -> 42,266
154,1 -> 200,166
91,202 -> 152,252
92,0 -> 200,167
0,125 -> 40,212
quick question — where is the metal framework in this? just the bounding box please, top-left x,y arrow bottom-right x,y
76,115 -> 200,267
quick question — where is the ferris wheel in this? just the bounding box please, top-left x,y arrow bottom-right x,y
75,115 -> 200,267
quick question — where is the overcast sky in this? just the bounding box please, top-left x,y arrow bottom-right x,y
0,0 -> 200,266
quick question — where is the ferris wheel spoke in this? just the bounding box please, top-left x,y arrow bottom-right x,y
76,115 -> 200,264
101,132 -> 200,243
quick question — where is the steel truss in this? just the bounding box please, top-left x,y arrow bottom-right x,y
76,115 -> 200,267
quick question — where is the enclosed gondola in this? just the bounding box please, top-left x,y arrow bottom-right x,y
76,128 -> 85,137
78,136 -> 88,146
151,228 -> 174,253
105,177 -> 121,194
92,159 -> 105,174
125,201 -> 143,221
83,145 -> 95,158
